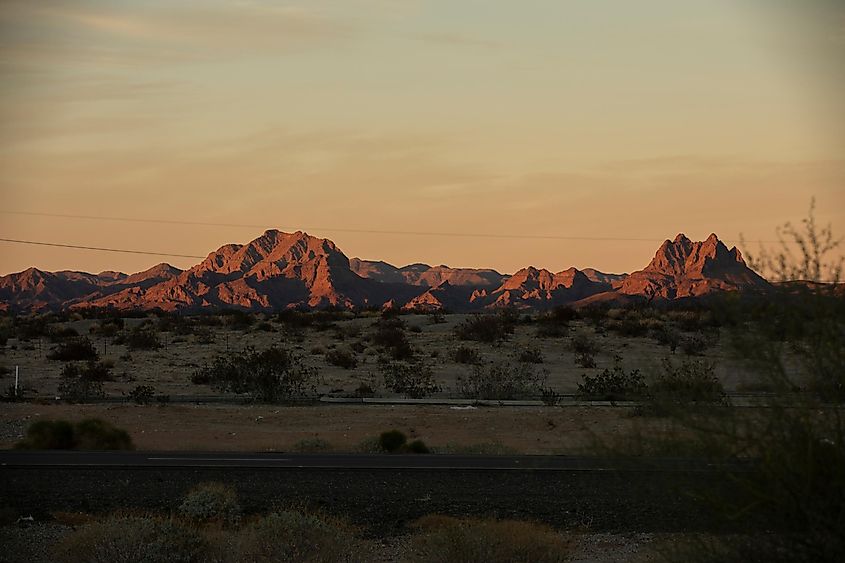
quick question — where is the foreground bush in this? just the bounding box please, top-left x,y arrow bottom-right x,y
178,482 -> 241,525
379,429 -> 407,452
410,515 -> 573,563
232,510 -> 367,563
56,515 -> 207,563
16,418 -> 134,450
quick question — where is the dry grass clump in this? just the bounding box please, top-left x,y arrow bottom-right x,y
178,482 -> 241,526
226,510 -> 370,563
55,514 -> 208,563
409,514 -> 573,563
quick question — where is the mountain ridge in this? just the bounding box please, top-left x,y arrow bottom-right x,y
0,230 -> 772,313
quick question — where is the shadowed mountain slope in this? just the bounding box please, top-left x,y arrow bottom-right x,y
0,231 -> 772,313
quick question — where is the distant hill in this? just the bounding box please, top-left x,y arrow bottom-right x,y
0,231 -> 775,313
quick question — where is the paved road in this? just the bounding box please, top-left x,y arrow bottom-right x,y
0,450 -> 736,472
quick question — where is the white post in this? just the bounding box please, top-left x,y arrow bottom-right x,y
14,365 -> 19,397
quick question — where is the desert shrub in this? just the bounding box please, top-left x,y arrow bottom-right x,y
123,326 -> 161,350
192,346 -> 317,403
178,482 -> 241,525
74,418 -> 134,450
15,419 -> 75,449
458,362 -> 548,400
14,316 -> 50,340
47,337 -> 99,361
410,515 -> 572,563
406,439 -> 430,454
452,346 -> 482,365
577,363 -> 647,400
189,326 -> 213,345
16,418 -> 133,450
58,362 -> 108,402
292,437 -> 333,452
379,429 -> 407,452
61,360 -> 113,382
541,387 -> 561,406
255,321 -> 275,332
325,348 -> 358,369
649,358 -> 725,405
454,312 -> 516,343
679,332 -> 709,356
515,346 -> 544,364
536,307 -> 578,338
372,317 -> 414,360
0,365 -> 11,377
220,310 -> 255,331
353,382 -> 375,398
571,333 -> 599,355
653,324 -> 681,352
90,318 -> 123,338
56,515 -> 207,563
607,202 -> 845,562
232,510 -> 365,563
574,351 -> 596,368
380,360 -> 440,398
428,311 -> 447,324
48,325 -> 80,342
129,384 -> 156,405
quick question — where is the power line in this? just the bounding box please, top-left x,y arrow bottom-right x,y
0,210 -> 780,244
0,238 -> 205,259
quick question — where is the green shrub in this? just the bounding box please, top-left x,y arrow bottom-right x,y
577,364 -> 647,400
372,317 -> 414,360
292,437 -> 333,452
129,384 -> 156,405
649,358 -> 725,405
58,362 -> 108,402
48,325 -> 80,342
16,418 -> 133,450
571,333 -> 599,356
379,429 -> 407,452
56,515 -> 208,563
454,312 -> 517,343
47,337 -> 99,361
458,362 -> 548,400
73,419 -> 134,450
325,348 -> 358,369
379,360 -> 440,398
452,346 -> 482,365
410,515 -> 573,563
406,439 -> 430,454
192,346 -> 317,403
574,351 -> 596,368
178,482 -> 241,525
516,346 -> 544,364
123,326 -> 161,350
233,510 -> 366,563
16,419 -> 75,449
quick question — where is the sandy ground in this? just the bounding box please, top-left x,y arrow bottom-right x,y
0,314 -> 758,400
0,402 -> 646,453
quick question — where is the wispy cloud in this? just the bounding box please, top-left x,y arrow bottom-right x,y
0,1 -> 357,67
411,31 -> 502,50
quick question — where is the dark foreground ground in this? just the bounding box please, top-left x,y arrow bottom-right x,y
1,453 -> 737,537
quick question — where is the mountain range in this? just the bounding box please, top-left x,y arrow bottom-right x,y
0,230 -> 771,313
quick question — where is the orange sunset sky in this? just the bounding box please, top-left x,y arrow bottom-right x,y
1,0 -> 843,276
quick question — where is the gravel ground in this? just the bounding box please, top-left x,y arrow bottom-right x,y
0,521 -> 673,563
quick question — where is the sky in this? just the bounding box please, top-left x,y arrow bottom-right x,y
1,0 -> 843,276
